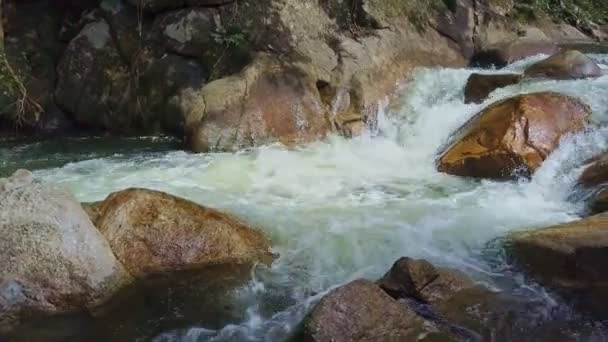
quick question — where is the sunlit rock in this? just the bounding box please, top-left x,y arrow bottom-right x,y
297,279 -> 427,342
437,92 -> 591,179
509,214 -> 608,313
89,188 -> 273,278
525,50 -> 603,80
0,170 -> 133,333
464,73 -> 523,104
186,54 -> 332,152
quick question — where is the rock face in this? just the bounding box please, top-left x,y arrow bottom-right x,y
186,54 -> 332,152
470,37 -> 559,68
510,214 -> 608,293
298,257 -> 563,341
298,279 -> 425,342
0,170 -> 132,333
90,188 -> 273,278
464,73 -> 522,104
437,92 -> 591,179
525,50 -> 602,80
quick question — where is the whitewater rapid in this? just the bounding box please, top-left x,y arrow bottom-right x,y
28,54 -> 608,341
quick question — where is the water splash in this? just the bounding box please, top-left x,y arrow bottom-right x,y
28,54 -> 608,341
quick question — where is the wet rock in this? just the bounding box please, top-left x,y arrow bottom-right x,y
577,153 -> 608,214
579,153 -> 608,188
464,73 -> 522,104
91,188 -> 273,278
377,257 -> 479,306
525,50 -> 602,80
437,92 -> 591,179
471,37 -> 559,68
186,54 -> 332,152
509,214 -> 608,298
0,170 -> 132,333
298,279 -> 425,342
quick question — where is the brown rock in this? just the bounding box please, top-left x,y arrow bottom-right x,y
580,153 -> 608,188
525,50 -> 603,80
464,73 -> 522,104
92,188 -> 273,278
510,214 -> 608,290
298,279 -> 424,342
377,257 -> 477,306
437,92 -> 591,179
186,54 -> 332,152
577,153 -> 608,214
0,170 -> 132,333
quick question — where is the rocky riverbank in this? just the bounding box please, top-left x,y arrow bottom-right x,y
0,0 -> 606,152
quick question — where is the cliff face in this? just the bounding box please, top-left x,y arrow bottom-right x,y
0,0 -> 605,151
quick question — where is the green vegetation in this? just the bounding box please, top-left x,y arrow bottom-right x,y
0,48 -> 43,128
518,0 -> 608,25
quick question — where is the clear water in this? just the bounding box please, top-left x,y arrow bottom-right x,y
3,55 -> 608,341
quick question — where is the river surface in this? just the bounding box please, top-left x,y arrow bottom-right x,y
2,54 -> 608,341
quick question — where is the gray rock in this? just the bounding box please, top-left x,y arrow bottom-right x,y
0,170 -> 132,333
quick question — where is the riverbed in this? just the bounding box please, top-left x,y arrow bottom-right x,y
2,54 -> 608,341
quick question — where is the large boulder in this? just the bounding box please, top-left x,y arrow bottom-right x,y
437,92 -> 591,179
0,170 -> 132,333
55,11 -> 208,135
54,19 -> 133,131
525,50 -> 602,80
470,36 -> 559,68
297,279 -> 426,342
298,257 -> 566,342
89,188 -> 273,278
153,7 -> 218,59
509,214 -> 608,307
186,54 -> 332,152
464,73 -> 522,104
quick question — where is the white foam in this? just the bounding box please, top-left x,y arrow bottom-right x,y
34,54 -> 608,341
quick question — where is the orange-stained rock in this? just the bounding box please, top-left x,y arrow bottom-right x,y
91,188 -> 273,278
438,92 -> 591,179
525,50 -> 602,80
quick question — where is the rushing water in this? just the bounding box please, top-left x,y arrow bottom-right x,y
3,54 -> 608,341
